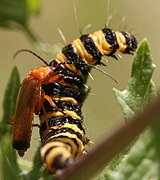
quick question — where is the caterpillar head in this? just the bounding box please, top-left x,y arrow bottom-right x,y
122,32 -> 138,54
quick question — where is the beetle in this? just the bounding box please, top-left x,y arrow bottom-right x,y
9,65 -> 63,156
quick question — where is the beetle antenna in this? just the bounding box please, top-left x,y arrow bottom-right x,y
89,64 -> 118,84
13,49 -> 49,66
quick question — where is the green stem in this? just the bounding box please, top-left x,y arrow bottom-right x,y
22,24 -> 40,45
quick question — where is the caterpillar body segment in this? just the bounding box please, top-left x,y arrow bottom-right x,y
50,27 -> 137,76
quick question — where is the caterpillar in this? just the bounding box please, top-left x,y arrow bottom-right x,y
39,27 -> 137,173
9,27 -> 137,173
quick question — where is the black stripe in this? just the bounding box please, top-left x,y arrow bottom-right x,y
42,144 -> 72,169
43,148 -> 69,170
42,136 -> 81,155
102,28 -> 119,50
51,154 -> 63,169
121,32 -> 130,46
42,146 -> 57,162
40,100 -> 82,117
42,82 -> 84,102
49,62 -> 83,88
121,32 -> 138,53
42,127 -> 83,145
130,35 -> 138,50
80,34 -> 102,64
40,115 -> 84,134
50,155 -> 73,170
62,44 -> 90,74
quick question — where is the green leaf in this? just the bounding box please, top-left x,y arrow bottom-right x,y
26,151 -> 43,179
0,0 -> 42,48
1,66 -> 20,128
26,0 -> 41,15
0,67 -> 21,180
0,0 -> 41,28
98,125 -> 160,180
113,39 -> 156,119
0,0 -> 64,54
98,39 -> 159,179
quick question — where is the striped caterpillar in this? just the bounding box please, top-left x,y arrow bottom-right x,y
39,27 -> 137,173
10,27 -> 137,173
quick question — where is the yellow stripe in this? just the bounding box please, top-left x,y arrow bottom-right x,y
53,135 -> 84,157
49,123 -> 84,137
41,136 -> 78,158
41,141 -> 66,160
47,132 -> 84,156
55,137 -> 78,157
56,52 -> 82,75
72,38 -> 94,64
92,30 -> 113,55
40,110 -> 81,124
59,81 -> 78,89
51,96 -> 78,104
45,146 -> 72,173
64,110 -> 81,119
89,30 -> 104,55
115,31 -> 127,52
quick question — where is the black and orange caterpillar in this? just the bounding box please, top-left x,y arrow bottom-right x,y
50,28 -> 137,75
10,27 -> 137,174
39,27 -> 137,173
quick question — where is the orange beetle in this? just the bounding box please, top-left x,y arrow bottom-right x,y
10,66 -> 62,156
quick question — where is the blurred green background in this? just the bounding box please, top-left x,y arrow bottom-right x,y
0,0 -> 160,162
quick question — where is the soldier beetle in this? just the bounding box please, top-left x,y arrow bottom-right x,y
8,50 -> 63,156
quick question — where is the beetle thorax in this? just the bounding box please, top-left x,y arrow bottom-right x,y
29,66 -> 54,83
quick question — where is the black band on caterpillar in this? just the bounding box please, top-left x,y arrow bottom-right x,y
80,34 -> 102,62
42,82 -> 84,102
40,116 -> 84,135
40,100 -> 82,117
62,44 -> 90,74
